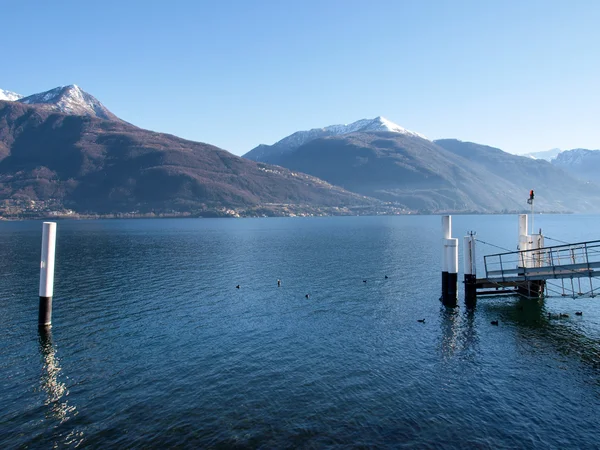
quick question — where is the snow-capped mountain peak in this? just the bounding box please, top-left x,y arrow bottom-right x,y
244,116 -> 427,163
274,117 -> 426,150
17,85 -> 120,121
553,148 -> 599,166
318,116 -> 426,139
0,88 -> 24,101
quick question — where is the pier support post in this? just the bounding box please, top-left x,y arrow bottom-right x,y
39,222 -> 56,328
443,238 -> 458,307
441,216 -> 457,307
516,214 -> 546,298
464,234 -> 477,308
441,216 -> 451,304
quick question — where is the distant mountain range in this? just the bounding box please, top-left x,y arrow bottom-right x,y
1,85 -> 599,216
522,147 -> 600,184
0,86 -> 377,217
243,121 -> 600,213
552,149 -> 600,184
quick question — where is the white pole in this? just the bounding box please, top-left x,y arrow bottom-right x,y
39,222 -> 57,327
464,234 -> 477,306
442,215 -> 451,272
446,238 -> 458,275
518,214 -> 528,240
463,235 -> 473,276
442,215 -> 451,240
530,200 -> 534,236
518,214 -> 529,268
441,216 -> 452,305
443,237 -> 459,306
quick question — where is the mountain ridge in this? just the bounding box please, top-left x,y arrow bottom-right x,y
0,89 -> 23,102
0,100 -> 380,217
17,85 -> 122,122
251,131 -> 600,213
244,116 -> 425,164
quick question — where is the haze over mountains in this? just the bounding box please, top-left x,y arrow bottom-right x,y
523,147 -> 600,184
1,84 -> 599,217
244,119 -> 600,213
552,149 -> 600,184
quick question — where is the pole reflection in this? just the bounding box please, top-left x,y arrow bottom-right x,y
38,328 -> 77,424
439,307 -> 481,361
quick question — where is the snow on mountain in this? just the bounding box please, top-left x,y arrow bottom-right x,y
553,148 -> 599,167
551,148 -> 600,184
522,148 -> 562,161
17,85 -> 120,121
244,116 -> 426,162
0,89 -> 23,101
277,116 -> 426,149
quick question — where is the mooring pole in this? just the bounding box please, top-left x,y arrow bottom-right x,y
518,214 -> 528,246
39,222 -> 57,328
464,233 -> 477,308
444,238 -> 458,306
441,216 -> 451,304
441,215 -> 458,307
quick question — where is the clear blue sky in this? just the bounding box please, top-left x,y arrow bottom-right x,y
2,0 -> 599,155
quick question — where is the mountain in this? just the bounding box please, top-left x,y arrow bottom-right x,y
244,127 -> 600,212
17,85 -> 121,121
552,148 -> 600,183
244,116 -> 425,164
434,139 -> 600,211
522,148 -> 562,161
0,100 -> 377,217
0,89 -> 23,101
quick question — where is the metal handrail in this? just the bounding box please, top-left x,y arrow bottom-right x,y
484,240 -> 600,282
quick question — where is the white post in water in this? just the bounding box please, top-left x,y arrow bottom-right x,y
464,233 -> 477,307
441,215 -> 458,307
518,214 -> 529,268
441,216 -> 451,305
39,222 -> 57,328
518,214 -> 528,242
445,238 -> 458,306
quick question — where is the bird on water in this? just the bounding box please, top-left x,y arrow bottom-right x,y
575,311 -> 583,316
305,294 -> 310,299
236,285 -> 240,289
491,320 -> 499,325
417,319 -> 425,323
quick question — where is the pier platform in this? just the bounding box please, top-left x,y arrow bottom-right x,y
476,240 -> 600,298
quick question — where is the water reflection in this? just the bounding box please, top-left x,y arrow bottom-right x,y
38,328 -> 76,423
438,307 -> 480,361
483,297 -> 600,373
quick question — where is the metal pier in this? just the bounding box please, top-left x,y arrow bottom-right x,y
477,240 -> 600,297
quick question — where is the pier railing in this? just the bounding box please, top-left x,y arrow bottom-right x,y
484,240 -> 600,283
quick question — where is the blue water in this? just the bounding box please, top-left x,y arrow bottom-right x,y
1,215 -> 600,448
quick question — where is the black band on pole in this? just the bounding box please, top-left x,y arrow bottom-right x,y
38,296 -> 52,327
464,274 -> 477,308
442,272 -> 457,307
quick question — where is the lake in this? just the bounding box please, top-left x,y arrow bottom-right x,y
1,215 -> 599,448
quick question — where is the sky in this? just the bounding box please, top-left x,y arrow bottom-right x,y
2,0 -> 599,156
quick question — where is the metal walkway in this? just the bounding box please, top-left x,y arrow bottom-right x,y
483,240 -> 600,283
